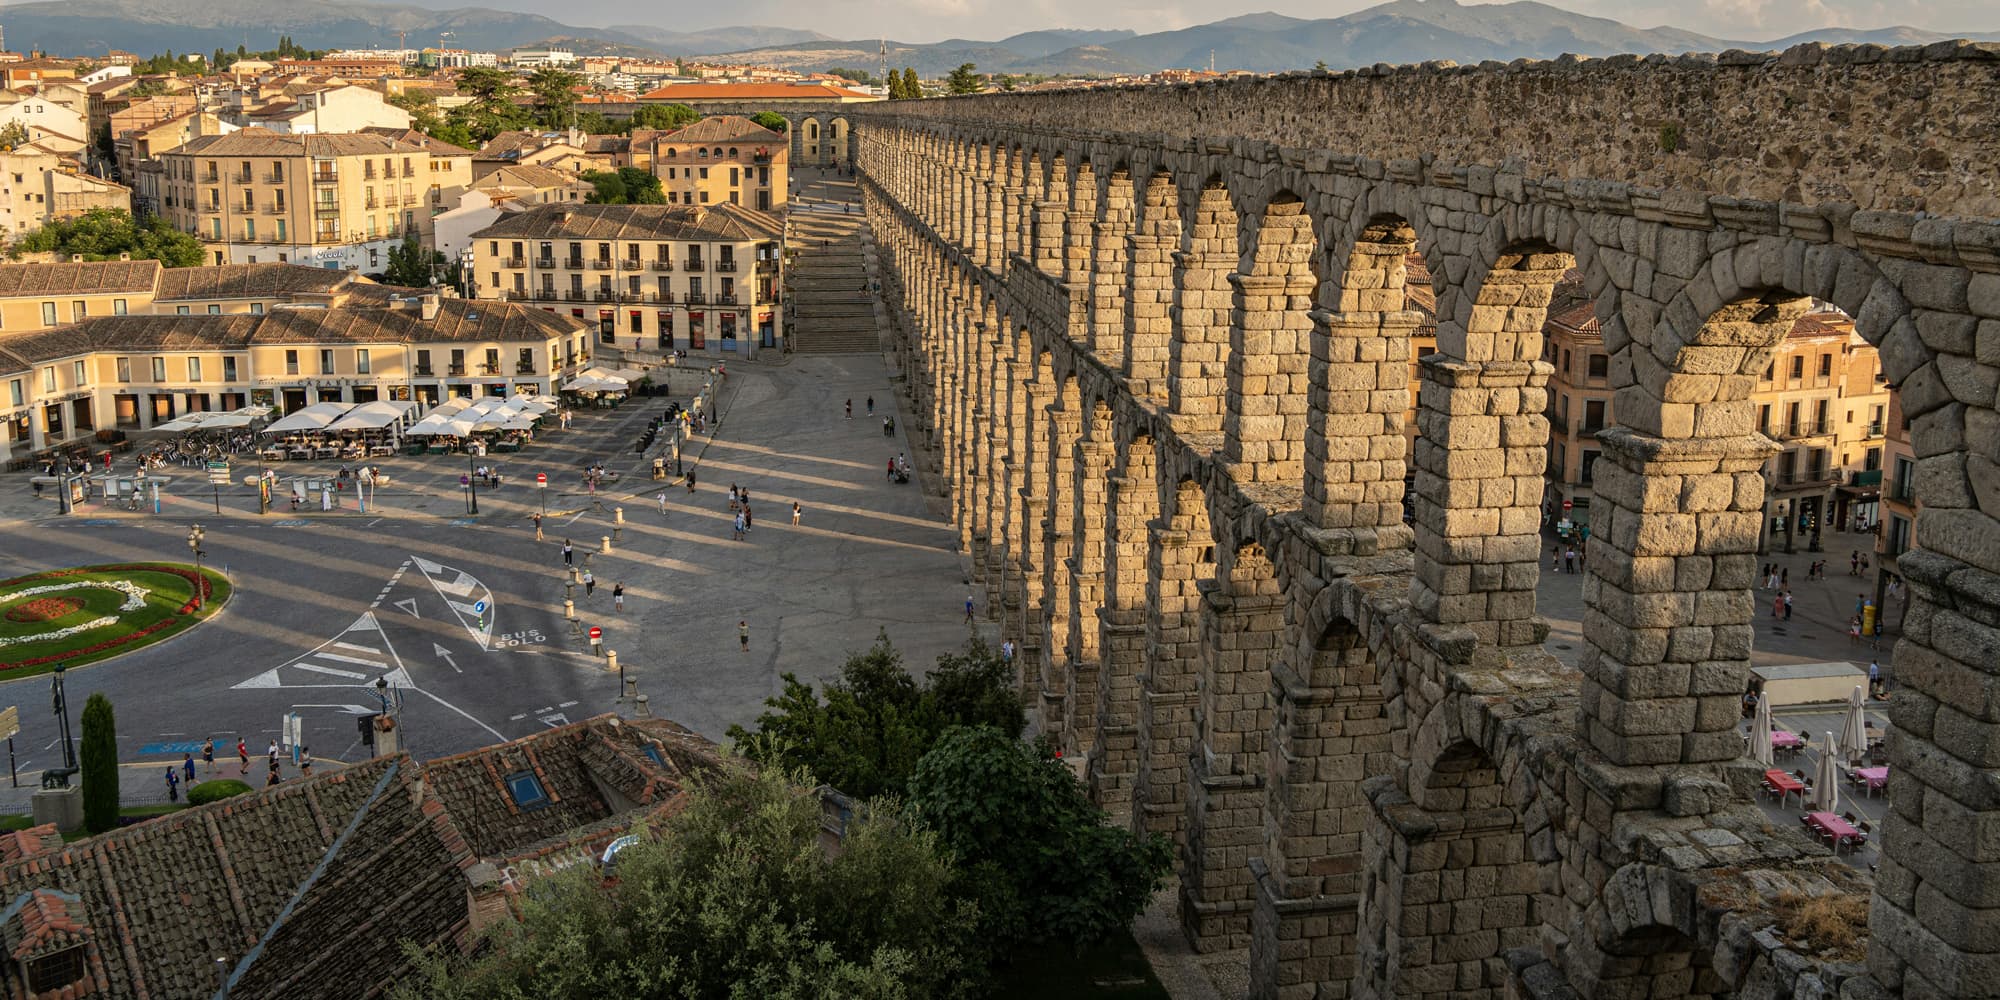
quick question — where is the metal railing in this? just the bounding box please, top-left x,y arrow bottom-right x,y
1888,477 -> 1915,502
714,260 -> 737,272
503,257 -> 525,269
684,259 -> 705,272
446,365 -> 466,376
650,260 -> 674,271
590,259 -> 613,270
534,257 -> 555,268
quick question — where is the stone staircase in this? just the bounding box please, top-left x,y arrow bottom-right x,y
784,174 -> 884,355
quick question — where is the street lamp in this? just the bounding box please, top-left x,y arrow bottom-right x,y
51,662 -> 74,776
186,524 -> 206,610
466,452 -> 479,515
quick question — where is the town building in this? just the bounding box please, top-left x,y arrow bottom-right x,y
472,129 -> 628,179
1875,384 -> 1915,615
117,110 -> 236,215
237,84 -> 412,135
271,57 -> 407,79
158,128 -> 442,270
0,261 -> 597,460
470,202 -> 785,357
361,126 -> 474,212
508,48 -> 577,68
634,82 -> 876,167
464,163 -> 592,207
0,150 -> 130,236
632,114 -> 787,211
418,48 -> 499,70
0,88 -> 88,152
0,715 -> 716,999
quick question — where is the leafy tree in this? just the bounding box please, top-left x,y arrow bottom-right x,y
902,67 -> 922,98
394,766 -> 979,1000
126,79 -> 168,101
910,726 -> 1173,955
824,66 -> 876,85
379,234 -> 446,287
389,91 -> 446,135
456,66 -> 519,108
0,122 -> 28,151
994,74 -> 1016,91
573,111 -> 618,136
81,693 -> 118,834
527,65 -> 584,129
630,103 -> 699,131
729,632 -> 1022,800
580,168 -> 664,205
946,63 -> 981,95
750,111 -> 788,133
13,208 -> 204,266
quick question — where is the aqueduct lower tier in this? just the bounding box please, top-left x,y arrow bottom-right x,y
841,44 -> 1999,1000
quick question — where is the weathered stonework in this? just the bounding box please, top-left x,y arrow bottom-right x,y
843,42 -> 2000,1000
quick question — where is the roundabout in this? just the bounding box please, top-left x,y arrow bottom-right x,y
0,563 -> 230,674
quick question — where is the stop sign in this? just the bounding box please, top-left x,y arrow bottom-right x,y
536,472 -> 548,487
588,626 -> 602,640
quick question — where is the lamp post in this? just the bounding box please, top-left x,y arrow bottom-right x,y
466,452 -> 479,515
186,524 -> 206,611
51,662 -> 74,774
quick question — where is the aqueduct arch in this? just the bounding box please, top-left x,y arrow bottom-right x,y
846,43 -> 2000,999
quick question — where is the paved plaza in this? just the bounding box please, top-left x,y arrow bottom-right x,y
0,354 -> 979,805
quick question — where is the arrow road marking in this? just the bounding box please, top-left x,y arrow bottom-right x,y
237,612 -> 393,689
434,643 -> 460,674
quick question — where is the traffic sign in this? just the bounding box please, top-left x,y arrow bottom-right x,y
1562,499 -> 1573,511
588,626 -> 602,641
536,472 -> 548,487
473,599 -> 488,614
0,706 -> 17,741
207,461 -> 231,486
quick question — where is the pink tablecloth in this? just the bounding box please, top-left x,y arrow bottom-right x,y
1856,766 -> 1889,791
1771,731 -> 1804,749
1808,812 -> 1860,851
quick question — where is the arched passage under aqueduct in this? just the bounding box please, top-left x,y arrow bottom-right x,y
843,43 -> 2000,1000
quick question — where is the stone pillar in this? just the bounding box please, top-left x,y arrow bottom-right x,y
984,168 -> 1006,272
1063,166 -> 1096,289
1013,378 -> 1055,700
1578,428 -> 1774,767
1125,233 -> 1177,402
1134,491 -> 1214,841
1063,423 -> 1112,757
1182,545 -> 1283,952
1000,185 -> 1026,270
1033,201 -> 1066,276
1303,231 -> 1424,538
1223,272 -> 1313,485
1168,249 -> 1236,436
995,327 -> 1031,650
1039,388 -> 1081,731
1408,355 -> 1549,648
1089,436 -> 1158,820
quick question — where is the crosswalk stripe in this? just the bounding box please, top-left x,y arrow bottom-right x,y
313,652 -> 383,667
332,642 -> 379,654
294,663 -> 367,679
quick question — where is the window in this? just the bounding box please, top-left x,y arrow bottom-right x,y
1580,449 -> 1598,485
7,379 -> 20,406
176,306 -> 191,315
1587,354 -> 1607,379
1819,353 -> 1833,377
1583,399 -> 1605,432
40,302 -> 55,326
1790,356 -> 1804,380
245,218 -> 256,240
116,357 -> 131,382
640,743 -> 665,767
285,350 -> 299,375
25,946 -> 86,994
518,348 -> 534,373
113,298 -> 127,316
70,301 -> 85,322
223,356 -> 238,381
208,305 -> 222,315
41,367 -> 55,393
319,349 -> 335,375
150,357 -> 165,381
504,770 -> 550,809
72,361 -> 85,385
250,303 -> 264,315
356,349 -> 371,374
630,309 -> 643,333
276,219 -> 286,241
186,357 -> 202,382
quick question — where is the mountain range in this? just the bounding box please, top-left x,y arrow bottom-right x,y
0,0 -> 1990,76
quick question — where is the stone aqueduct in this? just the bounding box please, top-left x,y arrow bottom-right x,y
786,45 -> 2000,999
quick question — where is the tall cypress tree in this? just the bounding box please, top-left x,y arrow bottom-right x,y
80,693 -> 118,834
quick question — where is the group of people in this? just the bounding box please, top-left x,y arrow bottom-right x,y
164,737 -> 315,801
1549,544 -> 1584,574
138,432 -> 258,469
887,453 -> 912,483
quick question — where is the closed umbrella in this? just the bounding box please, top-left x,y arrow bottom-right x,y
1814,731 -> 1841,813
1840,685 -> 1869,765
1753,694 -> 1774,768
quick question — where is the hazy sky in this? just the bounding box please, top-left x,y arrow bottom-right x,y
508,0 -> 1996,43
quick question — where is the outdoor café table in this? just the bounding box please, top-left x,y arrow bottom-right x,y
1764,769 -> 1805,808
370,445 -> 395,457
1856,766 -> 1889,796
1771,731 -> 1804,756
1808,812 -> 1861,854
259,448 -> 285,461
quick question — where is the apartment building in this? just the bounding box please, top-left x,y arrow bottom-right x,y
1541,302 -> 1887,553
0,88 -> 87,152
632,115 -> 786,211
470,202 -> 784,357
1875,385 -> 1916,616
238,84 -> 412,135
0,150 -> 130,236
159,128 -> 439,271
0,276 -> 591,463
361,127 -> 474,211
118,111 -> 236,214
472,130 -> 627,179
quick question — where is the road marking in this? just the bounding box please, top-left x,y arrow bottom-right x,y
312,652 -> 381,668
393,598 -> 421,618
538,713 -> 569,728
332,642 -> 380,654
558,700 -> 578,708
410,686 -> 506,742
433,643 -> 460,673
294,663 -> 367,680
508,713 -> 527,721
411,556 -> 494,649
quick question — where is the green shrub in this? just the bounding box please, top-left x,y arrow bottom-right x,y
187,779 -> 252,806
80,694 -> 117,834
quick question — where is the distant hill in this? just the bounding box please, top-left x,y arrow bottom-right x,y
602,25 -> 833,55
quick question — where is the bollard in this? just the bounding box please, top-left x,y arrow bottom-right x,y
606,649 -> 619,675
634,693 -> 651,718
624,676 -> 638,701
614,506 -> 625,524
614,523 -> 623,541
564,581 -> 575,601
567,565 -> 578,584
600,535 -> 611,554
563,599 -> 575,620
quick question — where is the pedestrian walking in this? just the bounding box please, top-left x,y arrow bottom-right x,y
583,569 -> 596,597
1849,616 -> 1863,645
791,501 -> 802,525
237,738 -> 249,775
533,513 -> 544,542
687,469 -> 698,493
1772,592 -> 1783,618
739,619 -> 749,653
202,738 -> 215,775
1551,545 -> 1561,571
300,747 -> 313,776
1851,551 -> 1860,575
743,504 -> 753,532
1783,591 -> 1793,620
1001,639 -> 1014,663
165,767 -> 179,803
268,740 -> 280,769
658,492 -> 669,516
562,540 -> 574,566
733,511 -> 746,540
182,753 -> 196,786
888,456 -> 898,481
1766,566 -> 1780,590
613,582 -> 625,613
866,396 -> 875,416
1868,659 -> 1883,698
845,399 -> 853,420
965,592 -> 976,623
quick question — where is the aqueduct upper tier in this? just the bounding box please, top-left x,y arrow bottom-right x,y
811,42 -> 2000,1000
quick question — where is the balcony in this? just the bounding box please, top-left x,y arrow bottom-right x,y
563,290 -> 586,302
503,257 -> 526,269
566,259 -> 585,269
1849,469 -> 1883,487
1773,468 -> 1840,488
756,259 -> 777,273
364,200 -> 379,211
516,362 -> 537,375
479,363 -> 502,376
752,153 -> 772,164
200,203 -> 221,214
1772,421 -> 1827,440
593,290 -> 618,302
685,292 -> 708,305
684,259 -> 705,272
650,259 -> 675,271
314,204 -> 339,217
1888,477 -> 1915,502
1866,421 -> 1885,437
202,172 -> 219,184
590,259 -> 613,270
530,288 -> 557,301
619,258 -> 643,270
534,257 -> 555,269
264,172 -> 284,185
716,293 -> 739,305
446,364 -> 466,376
264,203 -> 285,215
403,165 -> 417,178
714,260 -> 737,273
414,365 -> 434,377
311,171 -> 337,185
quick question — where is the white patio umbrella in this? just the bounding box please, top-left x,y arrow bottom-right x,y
406,414 -> 477,437
326,400 -> 413,432
264,402 -> 351,434
1840,685 -> 1869,765
430,397 -> 473,416
1752,694 -> 1774,768
498,417 -> 536,431
1814,731 -> 1842,813
153,413 -> 214,433
512,398 -> 554,414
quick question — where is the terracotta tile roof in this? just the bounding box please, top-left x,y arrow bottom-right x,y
475,130 -> 622,162
0,825 -> 63,865
0,887 -> 92,962
0,260 -> 161,298
155,263 -> 365,302
471,163 -> 578,191
473,202 -> 783,243
1790,311 -> 1855,338
360,127 -> 473,157
174,127 -> 422,159
1546,300 -> 1601,336
653,114 -> 784,146
637,82 -> 875,102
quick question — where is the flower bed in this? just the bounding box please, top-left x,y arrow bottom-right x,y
0,564 -> 230,675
